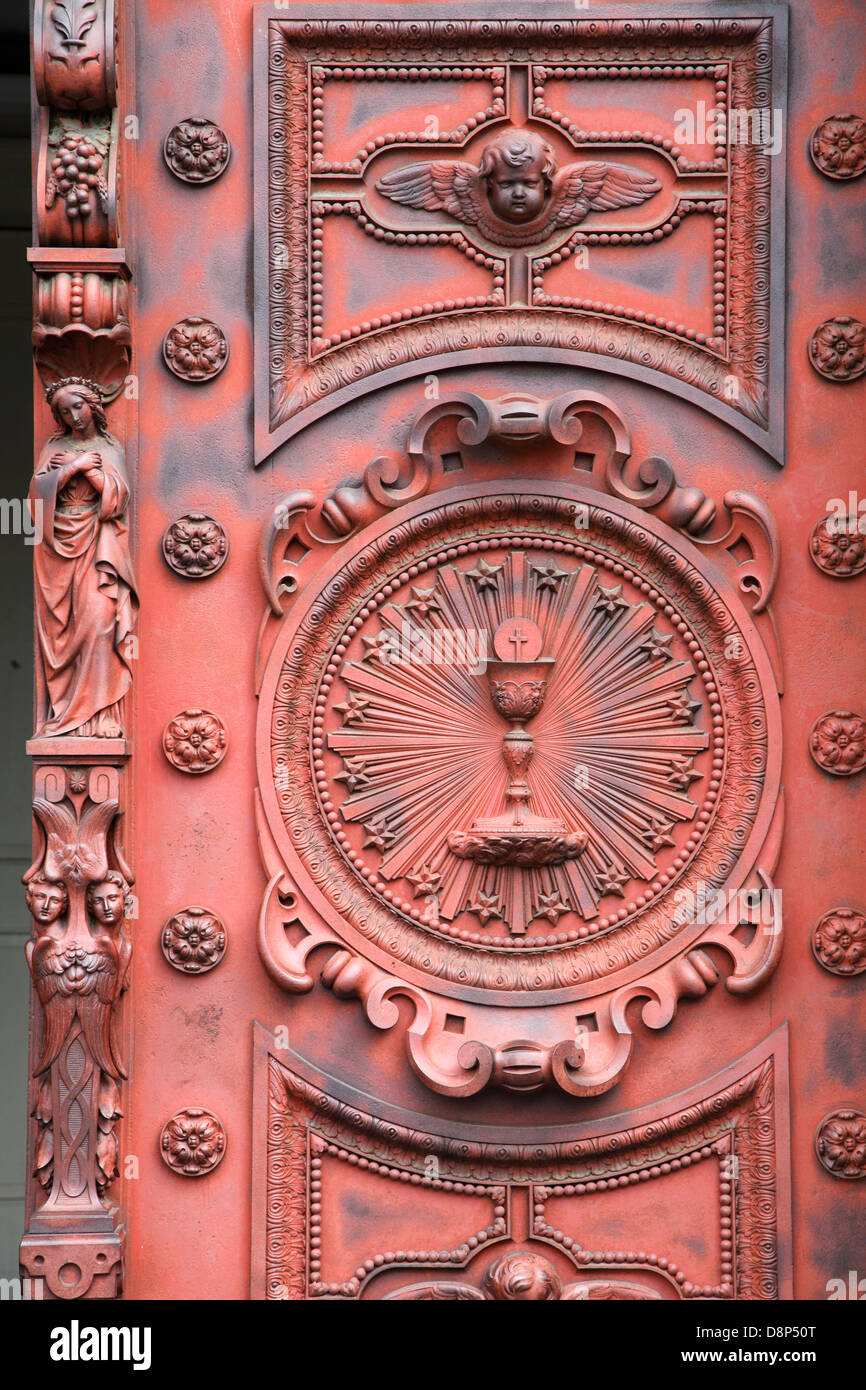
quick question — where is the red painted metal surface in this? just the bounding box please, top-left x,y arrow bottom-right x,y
22,0 -> 866,1302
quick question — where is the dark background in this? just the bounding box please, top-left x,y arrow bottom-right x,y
0,0 -> 36,1279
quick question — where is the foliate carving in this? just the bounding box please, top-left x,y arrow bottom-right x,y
258,1031 -> 791,1300
376,130 -> 660,248
161,907 -> 227,975
810,516 -> 866,578
41,116 -> 113,246
162,710 -> 228,775
34,0 -> 116,112
809,114 -> 866,180
162,317 -> 229,383
809,711 -> 866,777
162,514 -> 229,579
811,908 -> 866,977
808,316 -> 866,382
815,1110 -> 866,1180
31,379 -> 138,739
257,391 -> 783,1099
20,761 -> 132,1299
159,1108 -> 226,1177
163,118 -> 231,184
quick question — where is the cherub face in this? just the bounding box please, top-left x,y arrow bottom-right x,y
485,151 -> 549,224
87,879 -> 125,927
26,879 -> 68,925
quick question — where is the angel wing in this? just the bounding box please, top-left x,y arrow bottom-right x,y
375,160 -> 487,227
552,161 -> 661,226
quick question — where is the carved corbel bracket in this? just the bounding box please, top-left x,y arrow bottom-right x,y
30,249 -> 131,402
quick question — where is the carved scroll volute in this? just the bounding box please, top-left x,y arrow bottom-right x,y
34,0 -> 116,112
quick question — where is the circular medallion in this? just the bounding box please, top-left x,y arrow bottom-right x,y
161,906 -> 227,974
259,486 -> 780,1001
162,316 -> 228,382
815,1109 -> 866,1180
163,118 -> 231,184
809,710 -> 866,777
159,1107 -> 226,1177
809,114 -> 866,180
163,709 -> 227,774
808,316 -> 866,382
809,515 -> 866,578
811,908 -> 866,976
162,513 -> 229,578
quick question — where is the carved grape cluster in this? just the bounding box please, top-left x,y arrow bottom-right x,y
49,133 -> 106,222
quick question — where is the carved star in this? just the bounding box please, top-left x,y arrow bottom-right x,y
334,691 -> 370,725
407,864 -> 443,897
334,758 -> 371,794
666,756 -> 702,791
465,558 -> 505,592
593,584 -> 628,618
664,689 -> 702,724
362,815 -> 398,851
639,630 -> 675,663
361,632 -> 394,665
468,891 -> 504,924
641,817 -> 677,851
594,864 -> 629,897
405,586 -> 441,619
532,561 -> 568,591
534,891 -> 571,925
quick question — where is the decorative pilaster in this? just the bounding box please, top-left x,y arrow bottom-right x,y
21,1 -> 134,1300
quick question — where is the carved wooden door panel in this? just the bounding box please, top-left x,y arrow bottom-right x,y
22,0 -> 866,1306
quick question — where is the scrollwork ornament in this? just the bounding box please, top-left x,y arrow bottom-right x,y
809,114 -> 866,180
162,513 -> 229,579
808,316 -> 866,382
160,1107 -> 226,1177
163,709 -> 227,775
811,908 -> 866,977
163,118 -> 231,184
161,906 -> 227,974
162,316 -> 228,383
809,711 -> 866,777
815,1109 -> 866,1180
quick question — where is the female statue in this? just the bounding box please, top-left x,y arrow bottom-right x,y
30,377 -> 138,737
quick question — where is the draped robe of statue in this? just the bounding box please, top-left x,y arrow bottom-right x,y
30,426 -> 138,737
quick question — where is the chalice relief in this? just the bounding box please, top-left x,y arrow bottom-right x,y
327,549 -> 709,938
30,378 -> 138,737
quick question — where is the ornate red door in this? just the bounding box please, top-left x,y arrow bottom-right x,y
21,0 -> 866,1311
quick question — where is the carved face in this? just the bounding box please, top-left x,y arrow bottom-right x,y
87,879 -> 125,927
26,879 -> 68,924
53,387 -> 94,436
484,149 -> 550,224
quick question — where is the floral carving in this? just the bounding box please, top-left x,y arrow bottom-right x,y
160,1107 -> 226,1177
811,908 -> 866,977
809,711 -> 866,777
810,114 -> 866,180
162,513 -> 229,579
163,709 -> 227,775
815,1109 -> 866,1180
810,516 -> 866,578
163,118 -> 231,184
161,907 -> 227,974
162,316 -> 228,383
808,316 -> 866,383
46,128 -> 108,225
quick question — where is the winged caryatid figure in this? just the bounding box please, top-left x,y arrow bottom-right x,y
375,129 -> 662,248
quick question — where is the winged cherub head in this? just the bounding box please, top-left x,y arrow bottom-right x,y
477,131 -> 556,225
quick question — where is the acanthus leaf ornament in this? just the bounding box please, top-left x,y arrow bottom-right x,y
256,389 -> 783,1101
